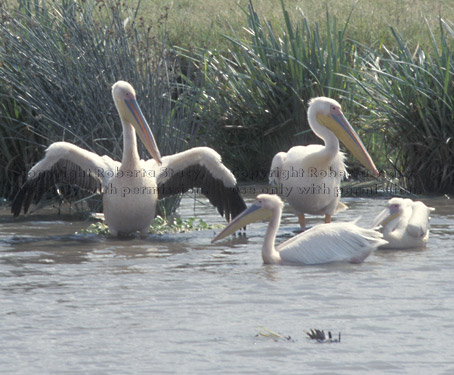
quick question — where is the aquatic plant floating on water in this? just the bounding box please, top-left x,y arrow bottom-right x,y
80,216 -> 221,236
255,326 -> 341,343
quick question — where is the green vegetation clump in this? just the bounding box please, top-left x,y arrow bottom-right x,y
81,215 -> 221,235
355,24 -> 454,193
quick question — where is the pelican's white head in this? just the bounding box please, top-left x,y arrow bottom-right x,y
253,194 -> 284,211
112,81 -> 162,165
373,197 -> 435,232
372,197 -> 410,229
211,194 -> 283,243
307,97 -> 379,176
307,97 -> 343,137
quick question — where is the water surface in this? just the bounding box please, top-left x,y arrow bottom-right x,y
1,193 -> 453,374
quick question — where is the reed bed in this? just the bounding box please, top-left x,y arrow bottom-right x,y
1,0 -> 454,201
0,0 -> 209,213
186,0 -> 376,177
185,0 -> 454,192
354,22 -> 454,193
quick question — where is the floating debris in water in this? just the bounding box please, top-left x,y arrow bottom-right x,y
305,329 -> 341,343
255,326 -> 293,342
255,327 -> 341,343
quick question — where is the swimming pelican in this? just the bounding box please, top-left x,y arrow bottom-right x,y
11,81 -> 246,236
372,198 -> 434,249
212,194 -> 387,265
269,97 -> 379,230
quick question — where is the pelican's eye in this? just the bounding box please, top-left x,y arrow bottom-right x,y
389,204 -> 400,212
329,105 -> 341,115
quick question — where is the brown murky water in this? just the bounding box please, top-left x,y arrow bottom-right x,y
1,192 -> 453,374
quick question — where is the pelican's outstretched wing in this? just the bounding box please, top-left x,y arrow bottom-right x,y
407,201 -> 435,238
278,223 -> 387,265
12,142 -> 120,216
154,147 -> 246,221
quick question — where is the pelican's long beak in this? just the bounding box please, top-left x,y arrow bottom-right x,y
372,207 -> 400,228
211,204 -> 272,243
125,98 -> 162,165
317,113 -> 379,176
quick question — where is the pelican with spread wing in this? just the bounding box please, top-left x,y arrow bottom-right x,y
12,81 -> 246,236
269,97 -> 379,230
212,194 -> 387,265
372,198 -> 434,249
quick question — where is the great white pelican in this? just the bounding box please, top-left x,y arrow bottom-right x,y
372,198 -> 434,249
12,81 -> 246,236
269,97 -> 379,230
212,194 -> 387,265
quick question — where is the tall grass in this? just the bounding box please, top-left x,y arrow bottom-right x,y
143,0 -> 454,53
187,0 -> 373,177
0,0 -> 209,213
354,20 -> 454,194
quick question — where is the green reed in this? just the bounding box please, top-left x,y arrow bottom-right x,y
2,0 -> 454,201
0,0 -> 209,214
184,0 -> 375,177
354,20 -> 454,194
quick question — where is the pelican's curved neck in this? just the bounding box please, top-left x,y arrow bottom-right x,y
121,120 -> 140,168
383,215 -> 405,239
308,111 -> 339,160
262,207 -> 282,264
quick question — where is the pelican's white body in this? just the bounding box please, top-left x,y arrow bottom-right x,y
270,145 -> 347,216
270,97 -> 378,228
373,198 -> 434,249
213,194 -> 387,265
103,160 -> 158,236
27,138 -> 158,237
18,82 -> 243,236
276,222 -> 383,265
26,143 -> 240,236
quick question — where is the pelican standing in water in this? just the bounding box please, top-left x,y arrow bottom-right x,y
269,97 -> 379,230
372,198 -> 434,249
12,81 -> 246,236
212,194 -> 387,265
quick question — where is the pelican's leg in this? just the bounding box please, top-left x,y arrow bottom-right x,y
139,227 -> 149,239
325,214 -> 331,224
298,214 -> 306,230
